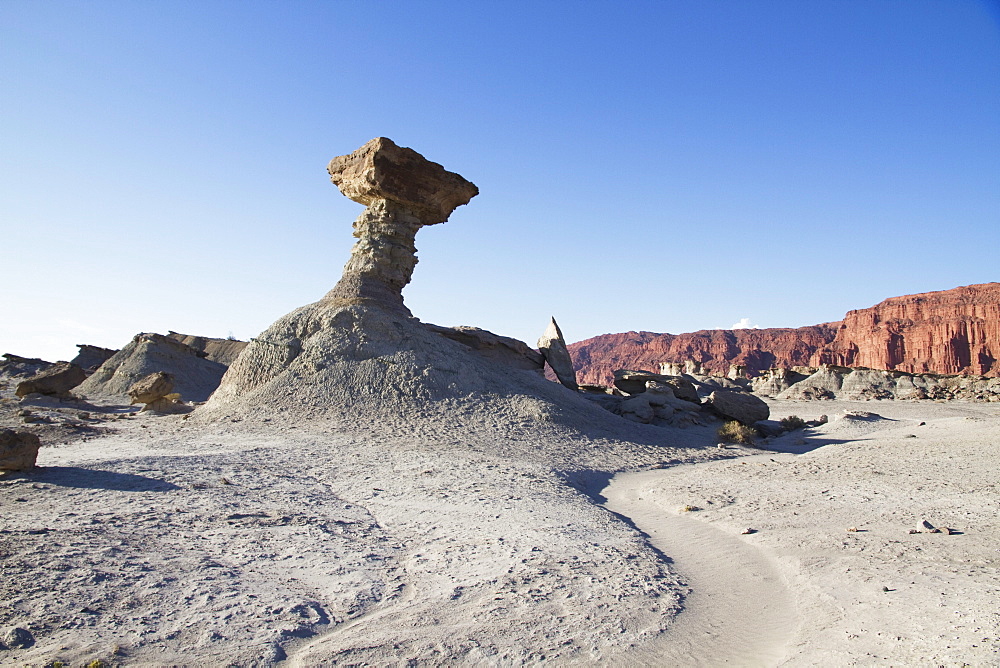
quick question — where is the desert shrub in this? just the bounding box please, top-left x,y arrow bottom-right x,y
718,420 -> 756,444
779,415 -> 806,431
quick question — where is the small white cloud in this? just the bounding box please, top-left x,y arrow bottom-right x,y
730,317 -> 759,330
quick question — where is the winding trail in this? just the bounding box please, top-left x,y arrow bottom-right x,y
603,469 -> 800,667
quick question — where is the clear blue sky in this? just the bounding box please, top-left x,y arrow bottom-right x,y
3,1 -> 999,362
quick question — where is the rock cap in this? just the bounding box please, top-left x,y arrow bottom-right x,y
328,137 -> 479,225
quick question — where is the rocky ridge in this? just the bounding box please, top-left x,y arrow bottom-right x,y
570,283 -> 1000,385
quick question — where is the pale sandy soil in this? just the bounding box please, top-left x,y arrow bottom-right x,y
2,394 -> 998,666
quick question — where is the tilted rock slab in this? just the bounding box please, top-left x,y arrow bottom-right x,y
537,317 -> 578,390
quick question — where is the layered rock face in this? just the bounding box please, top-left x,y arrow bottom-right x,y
166,332 -> 248,366
812,283 -> 1000,377
569,325 -> 839,386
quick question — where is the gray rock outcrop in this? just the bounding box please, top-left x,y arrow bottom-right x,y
75,333 -> 226,402
0,430 -> 41,471
613,370 -> 700,403
14,362 -> 87,398
424,324 -> 544,371
0,354 -> 52,380
537,317 -> 578,390
166,332 -> 248,366
70,344 -> 117,372
771,364 -> 1000,402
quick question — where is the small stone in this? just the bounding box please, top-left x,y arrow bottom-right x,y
78,412 -> 90,420
3,626 -> 34,649
921,519 -> 941,533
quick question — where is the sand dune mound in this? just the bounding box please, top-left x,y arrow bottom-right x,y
76,332 -> 227,402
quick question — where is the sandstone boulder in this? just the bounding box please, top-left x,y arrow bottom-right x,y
0,430 -> 41,471
14,362 -> 87,398
128,372 -> 175,405
705,389 -> 770,425
537,317 -> 578,390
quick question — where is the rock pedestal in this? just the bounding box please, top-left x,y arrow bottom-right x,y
324,137 -> 478,315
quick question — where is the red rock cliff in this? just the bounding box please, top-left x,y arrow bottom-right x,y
811,283 -> 1000,376
567,283 -> 1000,385
569,325 -> 839,386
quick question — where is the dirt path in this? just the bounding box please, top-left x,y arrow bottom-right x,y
603,469 -> 800,667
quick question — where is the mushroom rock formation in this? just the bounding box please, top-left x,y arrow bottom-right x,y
324,137 -> 479,314
199,139 -> 646,439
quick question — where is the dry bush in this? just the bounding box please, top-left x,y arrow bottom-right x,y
718,420 -> 756,444
779,415 -> 806,430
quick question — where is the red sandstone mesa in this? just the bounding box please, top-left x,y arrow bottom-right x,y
569,283 -> 1000,385
812,283 -> 1000,377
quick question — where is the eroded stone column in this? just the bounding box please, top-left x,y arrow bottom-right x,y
324,137 -> 478,314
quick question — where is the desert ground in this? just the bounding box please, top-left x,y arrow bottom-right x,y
2,389 -> 998,666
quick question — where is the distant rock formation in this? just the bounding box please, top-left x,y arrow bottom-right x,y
569,325 -> 839,386
569,283 -> 1000,384
70,345 -> 117,373
166,332 -> 248,366
75,333 -> 227,402
0,354 -> 53,381
766,364 -> 1000,402
811,283 -> 1000,377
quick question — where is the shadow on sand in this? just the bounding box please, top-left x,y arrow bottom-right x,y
1,466 -> 181,492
